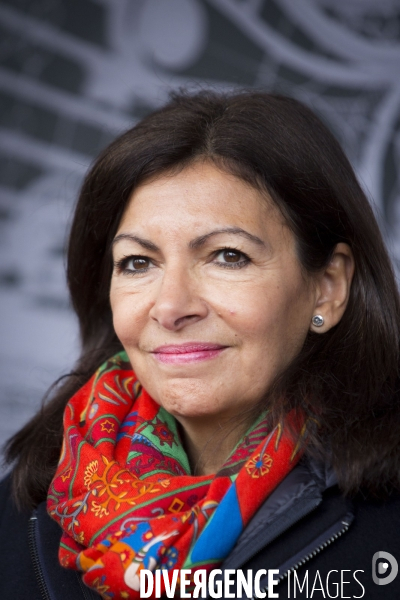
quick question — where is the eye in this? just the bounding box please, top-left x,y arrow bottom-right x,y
214,248 -> 249,268
115,255 -> 153,274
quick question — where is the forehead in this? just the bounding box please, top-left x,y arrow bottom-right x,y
117,162 -> 285,238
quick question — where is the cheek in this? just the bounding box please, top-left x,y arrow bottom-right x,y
222,281 -> 282,328
222,278 -> 312,353
258,284 -> 313,361
110,289 -> 147,346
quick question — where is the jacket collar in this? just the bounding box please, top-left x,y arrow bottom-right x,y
222,457 -> 339,570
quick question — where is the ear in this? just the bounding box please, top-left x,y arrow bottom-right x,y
311,243 -> 355,333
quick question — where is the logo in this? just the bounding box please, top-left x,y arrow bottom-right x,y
372,551 -> 398,585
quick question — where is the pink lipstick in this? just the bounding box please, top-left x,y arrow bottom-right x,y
151,343 -> 227,364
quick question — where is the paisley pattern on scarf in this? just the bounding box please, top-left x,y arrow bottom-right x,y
48,351 -> 303,599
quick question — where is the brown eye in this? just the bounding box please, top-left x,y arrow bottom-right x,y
214,248 -> 249,268
128,257 -> 150,270
114,254 -> 155,275
222,250 -> 241,263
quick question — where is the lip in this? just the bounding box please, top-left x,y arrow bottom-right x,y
151,342 -> 228,364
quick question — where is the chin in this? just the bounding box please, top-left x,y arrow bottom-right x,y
159,398 -> 217,421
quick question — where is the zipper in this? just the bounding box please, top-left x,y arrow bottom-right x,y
28,514 -> 52,600
75,572 -> 99,600
207,497 -> 322,599
255,514 -> 353,598
226,497 -> 322,572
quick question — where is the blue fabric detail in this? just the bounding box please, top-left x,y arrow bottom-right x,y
190,485 -> 243,563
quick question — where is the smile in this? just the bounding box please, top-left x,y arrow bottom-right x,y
151,343 -> 228,364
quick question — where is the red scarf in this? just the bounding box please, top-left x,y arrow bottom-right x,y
48,352 -> 303,599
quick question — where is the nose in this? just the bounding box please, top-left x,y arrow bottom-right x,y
148,263 -> 208,331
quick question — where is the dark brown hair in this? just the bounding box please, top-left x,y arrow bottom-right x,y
5,90 -> 400,508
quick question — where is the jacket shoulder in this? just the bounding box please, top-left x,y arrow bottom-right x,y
245,485 -> 400,600
0,474 -> 43,600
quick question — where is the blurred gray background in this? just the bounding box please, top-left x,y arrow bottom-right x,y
1,0 -> 400,453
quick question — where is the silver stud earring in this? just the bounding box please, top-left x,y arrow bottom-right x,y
311,315 -> 324,327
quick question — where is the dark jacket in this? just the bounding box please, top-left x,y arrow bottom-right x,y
1,458 -> 399,599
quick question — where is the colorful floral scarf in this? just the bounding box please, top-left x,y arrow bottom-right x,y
48,351 -> 303,599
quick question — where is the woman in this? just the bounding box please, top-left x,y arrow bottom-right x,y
1,90 -> 400,600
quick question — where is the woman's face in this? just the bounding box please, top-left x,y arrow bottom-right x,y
110,162 -> 317,427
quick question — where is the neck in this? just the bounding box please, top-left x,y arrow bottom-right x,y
177,414 -> 255,476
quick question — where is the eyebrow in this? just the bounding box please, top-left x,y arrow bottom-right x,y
189,227 -> 265,249
112,227 -> 265,252
112,234 -> 159,252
